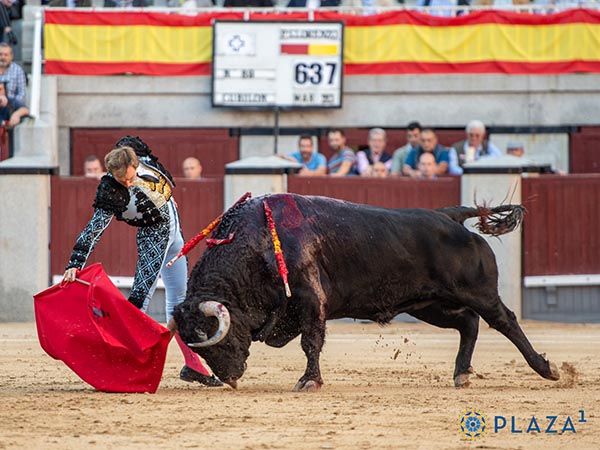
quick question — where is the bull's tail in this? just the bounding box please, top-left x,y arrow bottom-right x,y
437,204 -> 525,237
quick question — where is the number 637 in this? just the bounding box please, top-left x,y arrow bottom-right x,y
295,62 -> 337,85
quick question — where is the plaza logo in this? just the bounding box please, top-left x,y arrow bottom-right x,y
458,408 -> 587,440
458,408 -> 488,440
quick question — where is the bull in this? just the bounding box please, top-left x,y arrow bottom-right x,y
172,194 -> 560,391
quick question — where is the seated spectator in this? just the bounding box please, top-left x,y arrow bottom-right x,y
182,156 -> 203,180
0,43 -> 27,110
370,161 -> 388,178
506,141 -> 525,157
180,0 -> 215,9
0,81 -> 27,129
83,155 -> 106,179
327,128 -> 356,177
103,0 -> 149,6
391,121 -> 421,176
417,152 -> 438,180
356,128 -> 392,177
533,0 -> 581,14
287,0 -> 340,7
505,141 -> 563,174
416,0 -> 470,18
48,0 -> 92,6
449,120 -> 502,174
225,0 -> 274,6
402,128 -> 449,178
280,134 -> 327,176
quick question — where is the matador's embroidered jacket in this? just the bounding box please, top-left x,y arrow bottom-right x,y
65,154 -> 175,272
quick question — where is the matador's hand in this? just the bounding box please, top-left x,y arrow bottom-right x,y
62,268 -> 78,283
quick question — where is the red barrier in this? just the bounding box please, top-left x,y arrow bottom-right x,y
522,174 -> 600,276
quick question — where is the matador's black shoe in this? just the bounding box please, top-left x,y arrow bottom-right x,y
180,366 -> 223,387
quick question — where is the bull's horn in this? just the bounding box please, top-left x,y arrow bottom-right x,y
188,301 -> 231,348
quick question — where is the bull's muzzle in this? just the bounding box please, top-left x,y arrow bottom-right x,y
188,301 -> 231,348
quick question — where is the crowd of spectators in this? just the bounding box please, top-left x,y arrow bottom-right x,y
80,121 -> 544,181
276,119 -> 516,179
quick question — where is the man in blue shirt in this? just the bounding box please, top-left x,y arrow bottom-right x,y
282,134 -> 327,176
403,128 -> 450,178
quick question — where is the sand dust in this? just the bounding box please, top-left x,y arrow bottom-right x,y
1,320 -> 599,449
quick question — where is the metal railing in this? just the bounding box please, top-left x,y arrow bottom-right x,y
29,9 -> 43,120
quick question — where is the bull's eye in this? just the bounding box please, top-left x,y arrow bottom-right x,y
194,327 -> 208,341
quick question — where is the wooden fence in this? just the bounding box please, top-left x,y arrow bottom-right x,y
50,174 -> 600,277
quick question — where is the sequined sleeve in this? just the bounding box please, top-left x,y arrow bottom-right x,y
65,208 -> 114,270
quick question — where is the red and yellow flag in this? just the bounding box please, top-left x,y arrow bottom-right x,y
44,9 -> 600,76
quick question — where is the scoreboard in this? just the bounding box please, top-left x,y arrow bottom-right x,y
212,21 -> 344,109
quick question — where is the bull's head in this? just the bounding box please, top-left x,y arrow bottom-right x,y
172,300 -> 251,389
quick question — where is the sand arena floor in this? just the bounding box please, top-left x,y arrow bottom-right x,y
0,320 -> 599,450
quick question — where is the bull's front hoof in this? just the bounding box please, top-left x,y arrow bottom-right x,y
454,373 -> 471,388
454,366 -> 473,388
293,380 -> 322,392
547,361 -> 560,381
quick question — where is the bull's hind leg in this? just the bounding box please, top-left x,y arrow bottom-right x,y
411,304 -> 480,387
472,296 -> 560,381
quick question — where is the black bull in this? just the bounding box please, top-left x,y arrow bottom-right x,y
173,194 -> 560,391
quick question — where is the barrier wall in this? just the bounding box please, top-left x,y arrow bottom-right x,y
50,175 -> 600,278
522,174 -> 600,276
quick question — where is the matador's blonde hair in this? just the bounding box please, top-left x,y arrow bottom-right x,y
104,146 -> 139,178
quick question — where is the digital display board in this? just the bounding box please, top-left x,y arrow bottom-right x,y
212,21 -> 344,109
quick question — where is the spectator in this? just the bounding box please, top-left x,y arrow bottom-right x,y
280,134 -> 327,176
48,0 -> 92,6
370,161 -> 389,178
417,152 -> 438,180
533,0 -> 582,14
83,155 -> 106,179
179,0 -> 215,9
416,0 -> 470,18
449,120 -> 502,174
505,141 -> 563,174
356,127 -> 392,177
506,141 -> 525,157
0,80 -> 26,128
0,0 -> 17,46
391,121 -> 422,176
182,156 -> 203,180
288,0 -> 340,7
103,0 -> 149,6
0,43 -> 26,108
403,128 -> 449,178
327,128 -> 356,177
224,0 -> 274,6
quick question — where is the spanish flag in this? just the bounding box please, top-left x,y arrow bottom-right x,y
44,9 -> 600,76
44,10 -> 244,76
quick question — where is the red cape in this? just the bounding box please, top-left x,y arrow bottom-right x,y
34,264 -> 170,393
